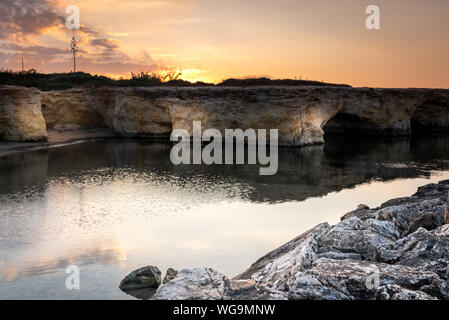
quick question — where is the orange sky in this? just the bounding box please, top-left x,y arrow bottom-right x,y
0,0 -> 448,87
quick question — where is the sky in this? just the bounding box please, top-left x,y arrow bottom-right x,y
0,0 -> 448,87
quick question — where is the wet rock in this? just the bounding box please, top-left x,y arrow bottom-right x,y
163,268 -> 178,284
119,266 -> 161,291
377,225 -> 449,280
152,268 -> 287,300
318,217 -> 400,260
234,223 -> 331,288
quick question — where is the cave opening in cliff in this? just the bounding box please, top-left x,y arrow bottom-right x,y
322,113 -> 381,138
411,101 -> 449,135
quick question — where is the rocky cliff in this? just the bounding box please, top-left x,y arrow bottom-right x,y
0,86 -> 47,141
1,85 -> 449,145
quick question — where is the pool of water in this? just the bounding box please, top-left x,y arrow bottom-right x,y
1,135 -> 449,299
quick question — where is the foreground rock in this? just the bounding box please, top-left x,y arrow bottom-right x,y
143,180 -> 449,300
119,266 -> 161,291
2,85 -> 449,145
152,268 -> 287,300
0,86 -> 47,141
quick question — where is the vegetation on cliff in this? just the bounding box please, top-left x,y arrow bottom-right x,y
0,69 -> 350,91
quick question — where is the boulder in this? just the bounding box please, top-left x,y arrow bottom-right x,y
119,266 -> 161,291
163,268 -> 178,284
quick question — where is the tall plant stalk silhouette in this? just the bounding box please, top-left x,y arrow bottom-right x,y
70,36 -> 78,72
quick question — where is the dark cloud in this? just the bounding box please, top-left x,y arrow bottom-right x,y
0,0 -> 98,40
89,38 -> 119,50
1,43 -> 68,56
0,0 -> 156,75
0,0 -> 63,39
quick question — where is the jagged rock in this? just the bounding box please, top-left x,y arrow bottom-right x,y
317,217 -> 400,260
0,86 -> 47,141
234,223 -> 331,288
375,284 -> 437,300
119,266 -> 161,291
376,225 -> 449,280
301,258 -> 448,300
404,212 -> 443,235
163,268 -> 178,284
152,268 -> 287,300
287,274 -> 351,300
342,180 -> 449,236
123,181 -> 449,300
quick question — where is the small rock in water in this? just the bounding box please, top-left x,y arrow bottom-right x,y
163,268 -> 178,284
119,266 -> 161,291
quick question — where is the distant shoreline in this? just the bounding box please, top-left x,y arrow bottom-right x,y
0,128 -> 116,157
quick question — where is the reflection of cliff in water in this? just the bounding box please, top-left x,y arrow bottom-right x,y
1,135 -> 449,203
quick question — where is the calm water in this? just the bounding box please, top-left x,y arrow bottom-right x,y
1,136 -> 449,299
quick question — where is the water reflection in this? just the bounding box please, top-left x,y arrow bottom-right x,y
0,135 -> 449,299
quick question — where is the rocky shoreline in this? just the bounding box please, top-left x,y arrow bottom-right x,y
121,180 -> 449,300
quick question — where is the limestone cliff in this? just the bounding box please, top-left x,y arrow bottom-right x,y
0,86 -> 47,141
1,85 -> 449,145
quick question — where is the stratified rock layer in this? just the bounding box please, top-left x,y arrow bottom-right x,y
0,86 -> 47,141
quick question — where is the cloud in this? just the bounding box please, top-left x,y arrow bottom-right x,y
89,38 -> 119,50
0,0 -> 64,40
0,0 -> 158,76
0,43 -> 68,56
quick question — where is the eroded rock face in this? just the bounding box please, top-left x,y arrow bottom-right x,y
41,89 -> 105,130
0,86 -> 47,141
377,225 -> 449,280
3,85 -> 446,145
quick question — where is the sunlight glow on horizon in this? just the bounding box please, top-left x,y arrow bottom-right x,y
0,0 -> 448,87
